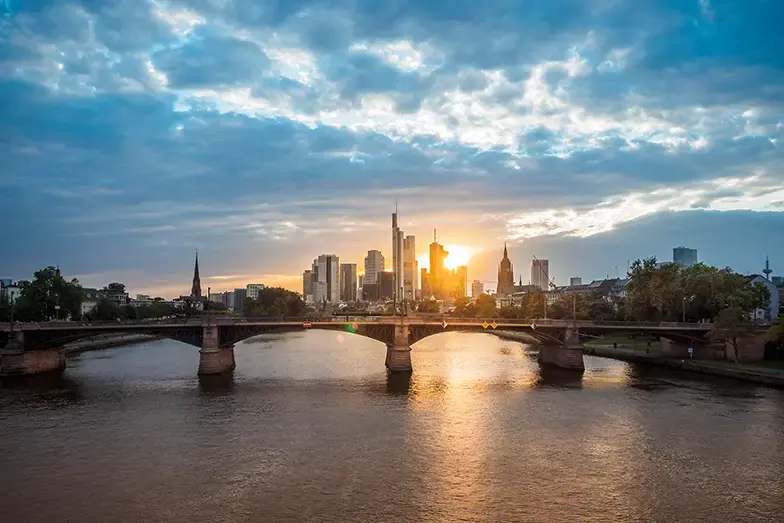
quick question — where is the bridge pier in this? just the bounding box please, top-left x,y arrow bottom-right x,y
538,327 -> 585,371
198,326 -> 235,376
386,324 -> 412,373
0,331 -> 66,377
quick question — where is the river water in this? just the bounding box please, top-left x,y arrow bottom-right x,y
1,331 -> 783,523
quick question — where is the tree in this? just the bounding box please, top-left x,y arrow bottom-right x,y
243,287 -> 305,317
452,297 -> 476,317
89,299 -> 122,321
104,282 -> 126,293
767,315 -> 784,345
710,306 -> 757,362
13,266 -> 83,321
416,299 -> 440,313
0,294 -> 11,322
750,281 -> 771,322
475,294 -> 496,318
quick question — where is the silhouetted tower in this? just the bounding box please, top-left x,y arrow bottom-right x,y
497,242 -> 515,296
191,252 -> 202,299
763,256 -> 773,281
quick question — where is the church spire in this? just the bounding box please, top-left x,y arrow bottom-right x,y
503,241 -> 508,259
191,251 -> 202,299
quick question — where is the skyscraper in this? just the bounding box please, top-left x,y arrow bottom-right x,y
312,255 -> 340,303
472,280 -> 484,297
673,246 -> 698,267
364,250 -> 385,285
340,263 -> 357,302
530,258 -> 550,291
420,230 -> 467,300
496,243 -> 515,296
392,209 -> 405,304
302,269 -> 313,303
403,235 -> 418,300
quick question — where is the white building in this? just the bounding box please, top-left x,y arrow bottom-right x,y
746,275 -> 779,324
312,255 -> 340,303
364,250 -> 385,285
0,283 -> 22,304
530,259 -> 550,291
246,283 -> 266,300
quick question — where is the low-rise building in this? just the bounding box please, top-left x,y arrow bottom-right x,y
745,275 -> 779,324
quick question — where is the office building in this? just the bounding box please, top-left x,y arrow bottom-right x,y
472,280 -> 484,297
530,259 -> 550,291
392,210 -> 405,303
233,288 -> 246,312
312,254 -> 340,303
403,235 -> 418,300
673,246 -> 698,267
340,263 -> 358,302
364,250 -> 385,285
246,283 -> 266,300
496,243 -> 515,296
302,269 -> 313,303
570,277 -> 582,286
379,271 -> 395,300
420,230 -> 468,300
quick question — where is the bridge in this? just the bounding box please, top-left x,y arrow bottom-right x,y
0,317 -> 720,377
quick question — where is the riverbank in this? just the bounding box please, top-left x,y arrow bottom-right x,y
63,334 -> 158,354
585,345 -> 784,388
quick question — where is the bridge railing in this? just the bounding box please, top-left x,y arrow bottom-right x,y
3,316 -> 717,330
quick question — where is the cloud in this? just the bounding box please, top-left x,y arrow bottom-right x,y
2,0 -> 784,295
152,27 -> 268,88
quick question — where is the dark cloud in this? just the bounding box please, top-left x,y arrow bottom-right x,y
152,28 -> 268,88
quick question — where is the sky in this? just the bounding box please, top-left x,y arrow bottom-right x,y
1,0 -> 783,298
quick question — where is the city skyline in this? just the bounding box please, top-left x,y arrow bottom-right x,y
2,1 -> 783,297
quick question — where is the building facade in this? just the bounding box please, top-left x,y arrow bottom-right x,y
530,259 -> 550,291
392,211 -> 405,304
420,231 -> 467,300
472,280 -> 484,298
340,263 -> 358,302
379,271 -> 395,300
312,254 -> 340,303
302,270 -> 313,303
233,288 -> 246,312
569,277 -> 582,286
673,246 -> 698,267
403,235 -> 418,300
364,250 -> 385,286
496,243 -> 515,296
246,283 -> 266,300
746,274 -> 779,324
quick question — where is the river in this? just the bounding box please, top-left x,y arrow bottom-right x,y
1,331 -> 783,523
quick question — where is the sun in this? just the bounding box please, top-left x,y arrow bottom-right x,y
418,245 -> 482,271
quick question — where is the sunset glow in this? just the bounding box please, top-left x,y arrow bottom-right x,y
418,245 -> 483,271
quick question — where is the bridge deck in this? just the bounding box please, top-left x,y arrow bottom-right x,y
1,318 -> 716,333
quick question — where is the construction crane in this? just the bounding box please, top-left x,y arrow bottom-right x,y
532,254 -> 558,290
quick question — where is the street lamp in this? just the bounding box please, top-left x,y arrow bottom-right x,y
682,296 -> 686,323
